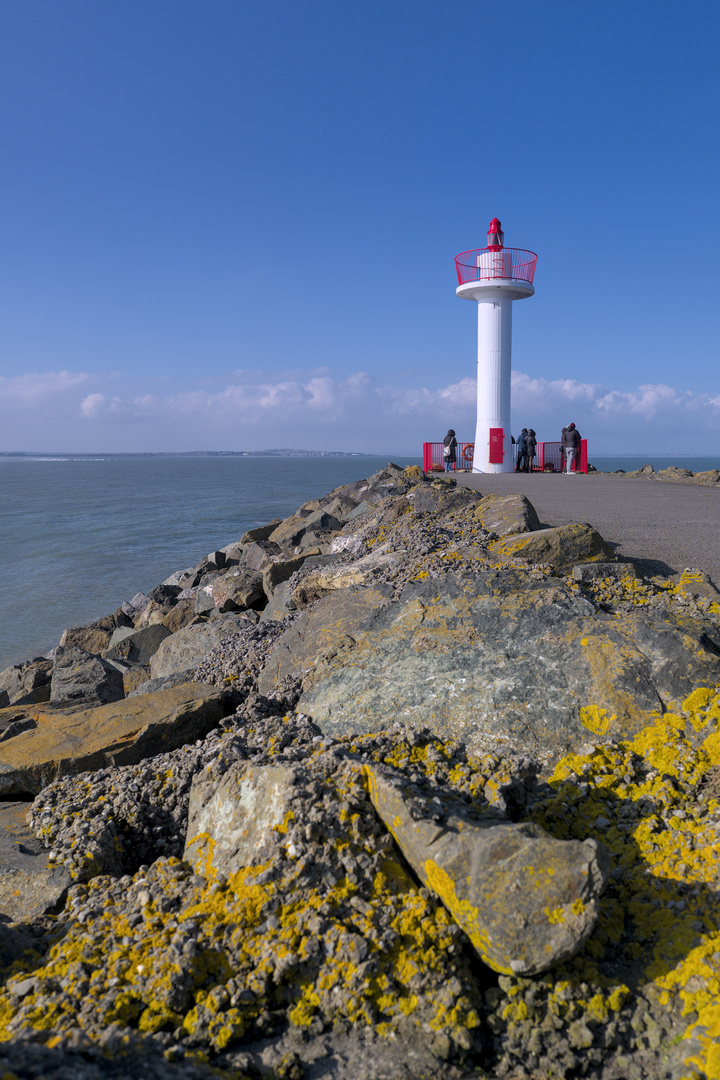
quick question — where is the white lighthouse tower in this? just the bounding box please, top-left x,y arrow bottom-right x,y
455,219 -> 537,473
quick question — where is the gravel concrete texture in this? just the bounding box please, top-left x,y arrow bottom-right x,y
455,472 -> 720,582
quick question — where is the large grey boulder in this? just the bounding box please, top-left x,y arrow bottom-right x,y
473,493 -> 542,536
50,646 -> 125,707
257,583 -> 393,696
243,540 -> 281,571
103,623 -> 172,666
0,803 -> 73,922
149,612 -> 255,680
211,568 -> 264,612
184,763 -> 295,876
365,765 -> 609,976
240,519 -> 282,544
0,658 -> 53,706
488,522 -> 615,571
281,569 -> 720,764
59,609 -> 133,654
268,509 -> 343,548
262,554 -> 309,597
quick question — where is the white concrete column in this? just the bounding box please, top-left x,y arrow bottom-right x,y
473,295 -> 513,473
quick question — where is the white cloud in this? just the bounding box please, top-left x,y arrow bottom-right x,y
2,365 -> 719,453
0,370 -> 89,406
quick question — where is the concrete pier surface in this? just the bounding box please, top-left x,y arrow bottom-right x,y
454,471 -> 720,583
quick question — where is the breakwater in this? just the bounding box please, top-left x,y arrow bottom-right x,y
0,463 -> 719,1079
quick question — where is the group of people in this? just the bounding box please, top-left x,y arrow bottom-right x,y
442,422 -> 581,473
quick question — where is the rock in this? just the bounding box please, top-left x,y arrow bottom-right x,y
0,691 -> 8,709
473,493 -> 541,536
0,683 -> 236,795
127,670 -> 200,696
120,592 -> 151,618
59,609 -> 133,654
658,467 -> 693,481
489,522 -> 615,570
149,613 -> 256,680
161,598 -> 197,633
148,583 -> 182,606
259,580 -> 296,622
0,865 -> 73,923
262,554 -> 308,597
105,660 -> 151,696
406,484 -> 478,516
345,499 -> 376,521
674,569 -> 720,601
268,509 -> 343,548
194,585 -> 216,616
219,540 -> 246,566
50,646 -> 125,708
243,540 -> 281,571
211,568 -> 264,612
240,519 -> 282,544
294,570 -> 720,763
0,803 -> 72,920
184,763 -> 296,876
364,765 -> 609,975
103,624 -> 172,666
0,658 -> 53,706
293,551 -> 403,597
257,583 -> 393,697
0,922 -> 35,968
572,562 -> 640,583
162,566 -> 196,588
324,495 -> 359,520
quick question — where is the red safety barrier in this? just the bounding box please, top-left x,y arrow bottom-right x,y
423,441 -> 474,472
424,440 -> 588,473
521,440 -> 588,473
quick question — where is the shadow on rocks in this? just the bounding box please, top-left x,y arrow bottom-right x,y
483,768 -> 720,1080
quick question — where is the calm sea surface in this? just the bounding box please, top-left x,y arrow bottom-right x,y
0,455 -> 417,670
1,453 -> 717,672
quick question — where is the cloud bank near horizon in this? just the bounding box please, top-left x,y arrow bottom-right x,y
1,368 -> 718,454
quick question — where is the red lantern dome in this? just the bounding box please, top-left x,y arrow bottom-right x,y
486,218 -> 504,251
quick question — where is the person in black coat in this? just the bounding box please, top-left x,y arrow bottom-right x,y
516,428 -> 528,472
525,429 -> 537,472
561,422 -> 581,473
443,429 -> 458,472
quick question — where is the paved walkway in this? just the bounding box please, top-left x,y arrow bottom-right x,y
454,472 -> 720,582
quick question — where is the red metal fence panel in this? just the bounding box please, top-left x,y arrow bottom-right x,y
422,442 -> 474,471
423,440 -> 587,473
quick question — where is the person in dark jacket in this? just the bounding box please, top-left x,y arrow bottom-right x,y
443,429 -> 458,472
515,428 -> 528,472
561,422 -> 581,473
525,429 -> 537,472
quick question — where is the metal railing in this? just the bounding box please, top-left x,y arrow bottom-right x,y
423,441 -> 475,471
423,439 -> 588,473
454,247 -> 538,286
519,440 -> 588,473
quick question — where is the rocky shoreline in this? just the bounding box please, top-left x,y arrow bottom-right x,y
0,463 -> 719,1079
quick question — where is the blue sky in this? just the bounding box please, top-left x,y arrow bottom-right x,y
0,1 -> 718,455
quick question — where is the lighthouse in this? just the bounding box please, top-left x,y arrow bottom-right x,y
454,220 -> 537,473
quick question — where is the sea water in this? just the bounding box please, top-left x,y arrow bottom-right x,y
0,455 -> 417,670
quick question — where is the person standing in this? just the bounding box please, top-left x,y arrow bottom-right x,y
561,422 -> 581,473
516,428 -> 528,472
443,429 -> 458,472
525,429 -> 537,472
